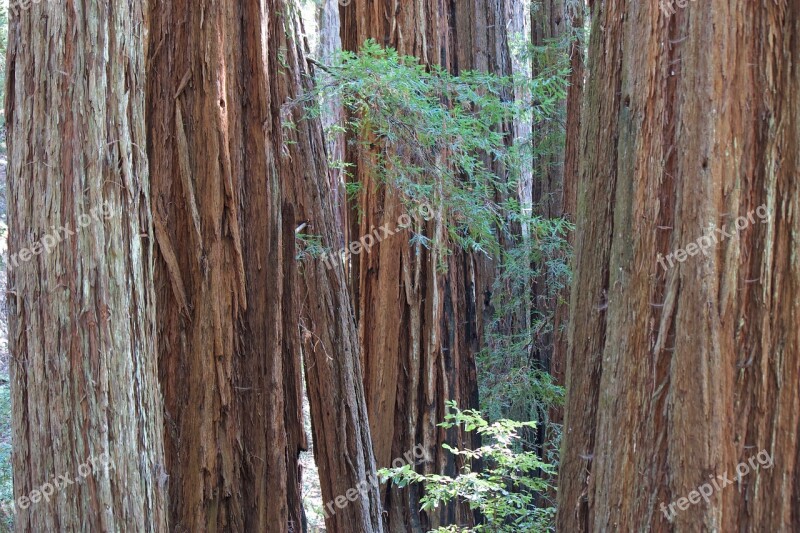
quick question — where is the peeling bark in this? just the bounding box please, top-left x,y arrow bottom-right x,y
340,1 -> 515,530
558,0 -> 799,531
147,0 -> 293,528
5,1 -> 168,530
146,0 -> 380,531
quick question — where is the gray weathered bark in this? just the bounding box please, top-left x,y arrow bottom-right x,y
5,1 -> 169,530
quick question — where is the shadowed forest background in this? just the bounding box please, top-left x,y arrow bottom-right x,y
0,0 -> 797,532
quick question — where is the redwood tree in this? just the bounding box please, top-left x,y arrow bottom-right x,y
146,0 -> 380,531
5,0 -> 168,530
558,0 -> 799,530
529,0 -> 584,444
339,1 -> 516,530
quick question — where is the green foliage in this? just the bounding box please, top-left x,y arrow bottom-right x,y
381,402 -> 556,533
344,180 -> 362,212
296,40 -> 573,530
478,213 -> 572,429
295,231 -> 327,261
472,32 -> 573,463
296,40 -> 569,263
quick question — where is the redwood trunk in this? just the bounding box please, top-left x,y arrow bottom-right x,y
530,0 -> 584,443
284,12 -> 384,533
147,1 -> 294,528
557,0 -> 799,531
316,0 -> 349,245
146,0 -> 381,531
5,1 -> 168,530
340,1 -> 515,530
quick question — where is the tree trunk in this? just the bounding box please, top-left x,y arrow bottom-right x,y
284,13 -> 385,533
531,0 -> 566,219
560,0 -> 583,230
554,0 -> 585,399
315,0 -> 348,243
557,0 -> 799,531
529,0 -> 584,453
5,1 -> 168,531
146,1 -> 381,531
340,1 -> 514,530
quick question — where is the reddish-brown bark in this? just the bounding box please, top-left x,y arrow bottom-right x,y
5,1 -> 169,530
146,1 -> 380,531
557,0 -> 799,531
340,1 -> 516,530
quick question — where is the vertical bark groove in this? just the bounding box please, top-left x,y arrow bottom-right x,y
558,0 -> 799,531
147,1 -> 382,531
6,1 -> 169,530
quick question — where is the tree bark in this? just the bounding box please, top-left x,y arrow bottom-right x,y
557,0 -> 799,531
5,1 -> 168,531
147,0 -> 293,528
146,0 -> 381,531
530,0 -> 584,449
285,13 -> 385,533
315,0 -> 348,241
560,0 -> 583,229
340,1 -> 515,530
